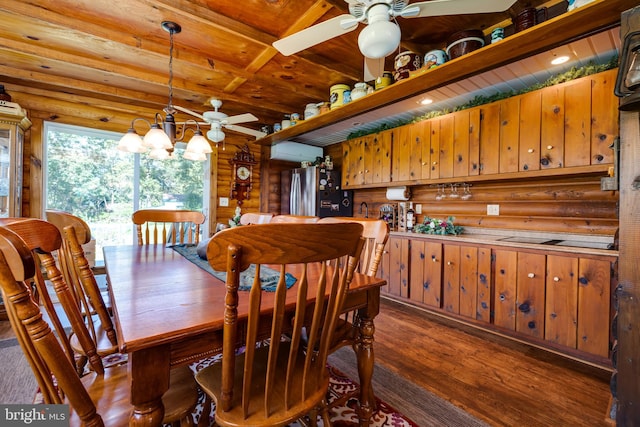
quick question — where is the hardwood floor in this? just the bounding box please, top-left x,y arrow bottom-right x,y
373,297 -> 612,427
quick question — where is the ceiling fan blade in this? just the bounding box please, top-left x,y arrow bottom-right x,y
363,56 -> 385,82
273,14 -> 359,56
224,113 -> 259,125
406,0 -> 517,18
224,124 -> 267,139
172,104 -> 205,120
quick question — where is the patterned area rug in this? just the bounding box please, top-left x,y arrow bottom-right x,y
189,355 -> 418,427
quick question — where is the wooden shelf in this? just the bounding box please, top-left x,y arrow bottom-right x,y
254,0 -> 632,147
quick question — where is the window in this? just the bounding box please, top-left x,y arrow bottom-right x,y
44,122 -> 209,262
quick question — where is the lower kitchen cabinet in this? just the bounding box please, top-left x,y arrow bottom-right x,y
382,234 -> 617,365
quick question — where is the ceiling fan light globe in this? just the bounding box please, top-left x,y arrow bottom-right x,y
358,20 -> 400,59
207,128 -> 225,143
185,134 -> 213,154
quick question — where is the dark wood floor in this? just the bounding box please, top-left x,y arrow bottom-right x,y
373,297 -> 613,427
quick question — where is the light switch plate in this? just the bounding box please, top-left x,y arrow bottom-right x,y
219,197 -> 229,207
487,204 -> 500,215
415,204 -> 422,214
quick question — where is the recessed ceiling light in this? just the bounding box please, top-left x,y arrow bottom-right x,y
419,98 -> 433,105
551,55 -> 570,65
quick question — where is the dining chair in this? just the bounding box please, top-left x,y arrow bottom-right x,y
45,210 -> 119,374
269,214 -> 319,223
0,226 -> 200,426
196,222 -> 364,427
132,209 -> 206,245
239,212 -> 273,225
317,217 -> 390,352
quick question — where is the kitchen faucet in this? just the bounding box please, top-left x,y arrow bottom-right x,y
359,201 -> 369,218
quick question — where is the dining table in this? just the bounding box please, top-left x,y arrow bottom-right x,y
103,243 -> 386,427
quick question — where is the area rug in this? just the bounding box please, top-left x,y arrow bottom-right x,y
189,354 -> 418,427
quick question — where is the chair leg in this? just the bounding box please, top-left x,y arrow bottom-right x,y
197,395 -> 212,427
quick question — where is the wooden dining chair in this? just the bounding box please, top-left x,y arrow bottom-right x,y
239,212 -> 273,225
0,225 -> 200,426
317,217 -> 390,352
269,214 -> 319,223
132,209 -> 206,246
45,210 -> 119,374
196,222 -> 364,427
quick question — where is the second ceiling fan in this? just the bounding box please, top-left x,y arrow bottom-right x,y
273,0 -> 517,79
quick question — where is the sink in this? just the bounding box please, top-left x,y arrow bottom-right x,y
498,237 -> 554,244
552,240 -> 612,250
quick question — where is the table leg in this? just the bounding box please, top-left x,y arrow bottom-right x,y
129,346 -> 170,427
355,311 -> 376,427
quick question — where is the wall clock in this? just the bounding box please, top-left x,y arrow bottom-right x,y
229,144 -> 257,205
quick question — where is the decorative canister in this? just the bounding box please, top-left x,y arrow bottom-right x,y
394,51 -> 422,81
491,27 -> 505,44
446,29 -> 485,60
318,102 -> 330,114
304,103 -> 319,120
423,49 -> 447,69
273,122 -> 282,132
330,84 -> 350,110
515,8 -> 536,32
374,71 -> 393,90
290,112 -> 300,125
351,82 -> 369,100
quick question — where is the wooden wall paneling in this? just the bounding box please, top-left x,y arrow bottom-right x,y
409,239 -> 425,304
459,245 -> 478,320
494,249 -> 518,330
429,118 -> 441,179
499,96 -> 520,173
515,252 -> 546,339
26,117 -> 41,217
540,85 -> 565,168
480,103 -> 500,175
564,77 -> 592,167
363,133 -> 374,184
439,115 -> 454,179
379,129 -> 392,184
420,120 -> 432,180
393,124 -> 411,182
410,121 -> 425,180
519,90 -> 542,172
545,254 -> 579,349
590,69 -> 618,165
468,108 -> 481,176
577,257 -> 612,358
453,110 -> 470,178
476,247 -> 492,323
443,244 -> 461,314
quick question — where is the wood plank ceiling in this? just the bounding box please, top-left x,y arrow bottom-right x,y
0,0 -> 618,146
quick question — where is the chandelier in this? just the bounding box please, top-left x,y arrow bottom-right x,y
116,21 -> 212,161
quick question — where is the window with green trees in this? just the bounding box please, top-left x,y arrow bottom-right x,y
45,122 -> 208,262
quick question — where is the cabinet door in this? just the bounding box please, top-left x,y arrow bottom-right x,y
545,254 -> 578,348
453,110 -> 470,178
519,90 -> 542,172
540,85 -> 565,169
377,129 -> 393,184
459,246 -> 479,319
341,141 -> 351,187
443,244 -> 461,314
409,240 -> 442,308
362,134 -> 375,184
590,70 -> 617,165
429,117 -> 441,178
386,236 -> 409,298
564,77 -> 592,167
476,247 -> 492,323
479,103 -> 500,175
410,121 -> 426,180
577,258 -> 612,357
515,252 -> 546,338
494,249 -> 518,329
438,115 -> 454,179
420,120 -> 433,179
499,97 -> 520,173
393,124 -> 412,182
468,108 -> 481,176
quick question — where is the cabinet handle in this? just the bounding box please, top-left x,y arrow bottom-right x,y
528,148 -> 535,153
432,257 -> 438,262
359,170 -> 363,174
422,162 -> 427,166
553,276 -> 560,282
528,273 -> 535,278
547,145 -> 554,150
447,261 -> 453,266
432,161 -> 438,165
365,169 -> 369,173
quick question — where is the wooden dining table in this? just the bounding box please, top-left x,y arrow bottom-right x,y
103,244 -> 386,427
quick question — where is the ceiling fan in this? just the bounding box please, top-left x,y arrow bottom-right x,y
273,0 -> 517,79
174,99 -> 266,145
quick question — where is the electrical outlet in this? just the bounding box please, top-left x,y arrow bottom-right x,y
219,197 -> 229,207
415,204 -> 422,214
487,204 -> 500,215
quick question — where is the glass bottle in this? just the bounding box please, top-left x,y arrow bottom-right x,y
406,202 -> 415,232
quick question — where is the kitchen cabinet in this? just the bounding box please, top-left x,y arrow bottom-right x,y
383,233 -> 616,365
342,129 -> 391,187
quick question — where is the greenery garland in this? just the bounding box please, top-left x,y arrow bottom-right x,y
347,56 -> 618,140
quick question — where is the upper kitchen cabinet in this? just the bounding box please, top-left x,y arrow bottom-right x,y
0,102 -> 31,217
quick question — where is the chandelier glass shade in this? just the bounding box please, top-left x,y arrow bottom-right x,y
116,21 -> 213,161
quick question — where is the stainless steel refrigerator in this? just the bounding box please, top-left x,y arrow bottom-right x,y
284,166 -> 353,217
